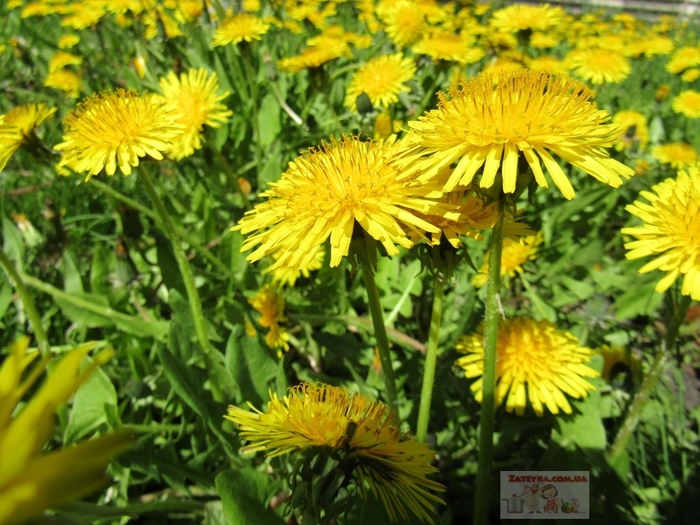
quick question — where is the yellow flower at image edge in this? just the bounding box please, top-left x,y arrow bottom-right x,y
55,89 -> 184,178
0,103 -> 56,172
455,318 -> 598,416
226,382 -> 445,523
0,337 -> 134,525
622,168 -> 700,300
403,71 -> 634,199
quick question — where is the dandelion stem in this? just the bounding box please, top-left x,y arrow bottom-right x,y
474,201 -> 506,525
354,233 -> 399,412
136,166 -> 224,399
608,293 -> 692,463
416,276 -> 444,443
0,247 -> 50,355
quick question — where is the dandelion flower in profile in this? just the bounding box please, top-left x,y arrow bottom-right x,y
344,54 -> 416,112
158,68 -> 233,160
412,32 -> 485,65
232,136 -> 458,273
672,90 -> 700,119
489,3 -> 564,33
0,103 -> 56,171
249,283 -> 290,354
226,382 -> 445,523
567,48 -> 631,84
212,13 -> 270,46
666,46 -> 700,75
44,69 -> 83,98
55,89 -> 184,178
455,318 -> 598,416
0,337 -> 134,524
622,168 -> 700,300
403,71 -> 634,199
612,110 -> 649,151
277,40 -> 349,73
472,233 -> 542,288
652,142 -> 697,169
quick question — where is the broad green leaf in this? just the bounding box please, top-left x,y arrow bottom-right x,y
61,250 -> 85,294
2,216 -> 25,267
64,358 -> 118,443
154,231 -> 187,297
226,326 -> 278,406
90,244 -> 112,296
215,468 -> 285,525
552,384 -> 607,452
54,291 -> 115,329
256,94 -> 281,148
0,282 -> 13,322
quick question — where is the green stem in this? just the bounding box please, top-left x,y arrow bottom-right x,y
90,178 -> 233,277
353,234 -> 399,412
0,247 -> 50,354
608,293 -> 692,463
416,276 -> 444,442
474,202 -> 506,525
135,167 -> 223,398
239,46 -> 264,178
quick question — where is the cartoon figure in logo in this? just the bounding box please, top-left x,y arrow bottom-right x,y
541,484 -> 559,513
571,498 -> 579,513
516,483 -> 542,513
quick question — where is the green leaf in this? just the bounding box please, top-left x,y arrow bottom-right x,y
0,282 -> 13,322
552,385 -> 607,452
2,216 -> 25,267
90,244 -> 112,296
226,326 -> 279,406
154,230 -> 187,297
64,358 -> 118,443
614,276 -> 664,319
256,94 -> 281,148
215,468 -> 286,525
54,291 -> 115,329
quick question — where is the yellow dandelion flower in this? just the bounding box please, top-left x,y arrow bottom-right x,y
666,46 -> 700,74
212,13 -> 270,47
158,68 -> 233,160
225,382 -> 445,523
530,32 -> 562,49
44,69 -> 82,97
402,71 -> 634,199
271,245 -> 325,287
48,50 -> 82,72
413,32 -> 485,64
622,168 -> 700,300
612,110 -> 649,151
673,90 -> 700,118
378,0 -> 427,49
652,142 -> 697,169
455,318 -> 598,416
232,136 -> 460,272
681,68 -> 700,82
373,111 -> 401,140
596,344 -> 640,382
527,56 -> 569,75
277,39 -> 349,73
249,283 -> 290,353
0,103 -> 56,172
0,337 -> 134,524
655,84 -> 671,102
489,3 -> 564,33
568,48 -> 631,84
344,54 -> 416,112
472,233 -> 542,288
54,89 -> 184,179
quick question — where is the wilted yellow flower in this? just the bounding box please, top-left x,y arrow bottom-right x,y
55,89 -> 184,178
622,168 -> 700,300
402,71 -> 634,199
0,103 -> 56,172
344,54 -> 416,112
455,318 -> 598,416
249,284 -> 290,353
226,382 -> 445,523
0,337 -> 134,524
158,68 -> 233,160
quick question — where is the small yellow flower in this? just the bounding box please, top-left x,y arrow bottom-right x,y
666,46 -> 700,74
0,338 -> 134,524
0,103 -> 56,172
622,167 -> 700,300
344,54 -> 416,112
489,3 -> 564,33
672,90 -> 700,118
44,69 -> 82,97
455,318 -> 598,416
277,39 -> 348,73
55,89 -> 184,178
158,68 -> 233,160
212,13 -> 270,46
612,110 -> 649,151
472,233 -> 542,287
567,48 -> 631,84
249,284 -> 290,353
226,382 -> 445,523
378,0 -> 427,49
652,142 -> 697,169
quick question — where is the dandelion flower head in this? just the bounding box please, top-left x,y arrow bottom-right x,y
472,233 -> 542,287
0,103 -> 56,172
378,0 -> 428,49
158,68 -> 233,160
652,142 -> 697,169
212,13 -> 270,46
403,70 -> 634,199
672,90 -> 700,119
232,136 -> 460,272
489,3 -> 564,33
622,168 -> 700,300
249,283 -> 290,353
567,48 -> 632,85
455,318 -> 598,416
226,382 -> 445,522
612,110 -> 649,151
344,54 -> 416,113
55,89 -> 184,178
